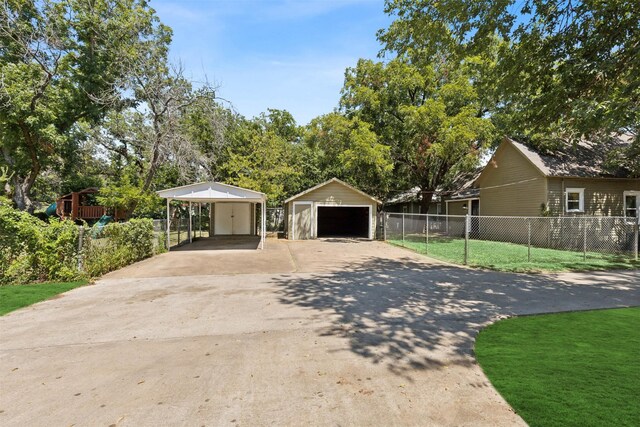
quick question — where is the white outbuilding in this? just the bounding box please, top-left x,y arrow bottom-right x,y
156,182 -> 267,250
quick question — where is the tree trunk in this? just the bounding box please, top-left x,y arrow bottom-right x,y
3,131 -> 41,213
11,175 -> 36,213
420,189 -> 435,215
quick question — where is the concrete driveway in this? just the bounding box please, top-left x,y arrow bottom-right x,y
1,239 -> 638,426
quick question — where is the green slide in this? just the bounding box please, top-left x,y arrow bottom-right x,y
44,202 -> 57,217
91,214 -> 113,237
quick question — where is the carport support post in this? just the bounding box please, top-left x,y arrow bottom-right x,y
166,198 -> 171,251
401,213 -> 405,243
261,200 -> 266,250
189,201 -> 193,243
199,203 -> 202,238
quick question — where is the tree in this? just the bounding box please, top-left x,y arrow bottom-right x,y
92,20 -> 226,214
220,110 -> 304,205
378,0 -> 640,145
341,58 -> 494,211
303,113 -> 393,198
0,0 -> 164,212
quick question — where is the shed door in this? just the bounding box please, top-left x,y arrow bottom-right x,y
215,203 -> 251,235
293,203 -> 312,240
232,203 -> 251,235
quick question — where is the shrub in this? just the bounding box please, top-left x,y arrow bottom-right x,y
0,199 -> 80,284
0,199 -> 162,284
83,219 -> 156,277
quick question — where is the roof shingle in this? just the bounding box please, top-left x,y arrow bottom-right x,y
508,135 -> 634,178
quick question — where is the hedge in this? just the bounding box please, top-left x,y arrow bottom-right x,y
82,219 -> 162,277
0,199 -> 165,285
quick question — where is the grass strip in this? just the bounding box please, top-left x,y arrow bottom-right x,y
475,307 -> 640,427
0,280 -> 89,315
389,236 -> 638,272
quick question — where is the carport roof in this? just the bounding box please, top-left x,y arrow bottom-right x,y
156,182 -> 266,202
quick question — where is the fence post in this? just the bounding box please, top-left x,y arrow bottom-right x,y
527,218 -> 531,262
425,214 -> 429,254
383,213 -> 387,241
583,217 -> 587,261
464,214 -> 470,265
634,218 -> 639,262
77,226 -> 84,272
402,213 -> 405,244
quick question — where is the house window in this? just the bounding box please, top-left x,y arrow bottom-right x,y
624,191 -> 639,218
565,188 -> 584,213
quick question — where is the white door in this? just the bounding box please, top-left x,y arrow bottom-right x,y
232,203 -> 251,234
214,203 -> 251,235
214,203 -> 233,235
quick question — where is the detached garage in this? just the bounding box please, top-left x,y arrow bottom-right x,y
284,178 -> 381,240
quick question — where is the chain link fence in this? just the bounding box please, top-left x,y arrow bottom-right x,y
154,204 -> 211,248
266,207 -> 285,233
385,213 -> 639,270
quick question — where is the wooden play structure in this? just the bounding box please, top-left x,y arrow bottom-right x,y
55,188 -> 125,221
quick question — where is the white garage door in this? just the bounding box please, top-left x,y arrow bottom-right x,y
214,203 -> 251,235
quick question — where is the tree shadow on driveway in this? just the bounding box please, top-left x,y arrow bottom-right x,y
272,256 -> 639,380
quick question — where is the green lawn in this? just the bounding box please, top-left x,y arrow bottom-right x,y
389,235 -> 639,272
475,307 -> 640,427
0,280 -> 89,315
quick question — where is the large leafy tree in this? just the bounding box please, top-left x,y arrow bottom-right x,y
378,0 -> 639,145
0,0 -> 165,211
341,58 -> 495,211
220,109 -> 305,205
303,113 -> 393,198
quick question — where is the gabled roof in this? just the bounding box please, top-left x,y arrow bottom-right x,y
506,135 -> 634,178
285,177 -> 381,204
386,187 -> 422,204
156,182 -> 266,202
386,168 -> 483,204
58,187 -> 100,199
445,168 -> 483,199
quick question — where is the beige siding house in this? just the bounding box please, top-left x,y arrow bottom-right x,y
453,136 -> 640,218
284,178 -> 381,240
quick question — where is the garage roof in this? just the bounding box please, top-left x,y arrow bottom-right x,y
285,177 -> 381,204
156,182 -> 266,202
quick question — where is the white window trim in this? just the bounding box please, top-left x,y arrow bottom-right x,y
623,191 -> 639,220
565,188 -> 585,213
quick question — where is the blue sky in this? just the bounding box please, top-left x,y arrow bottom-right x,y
152,0 -> 392,125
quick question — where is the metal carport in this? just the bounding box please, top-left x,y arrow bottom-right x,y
157,182 -> 267,250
